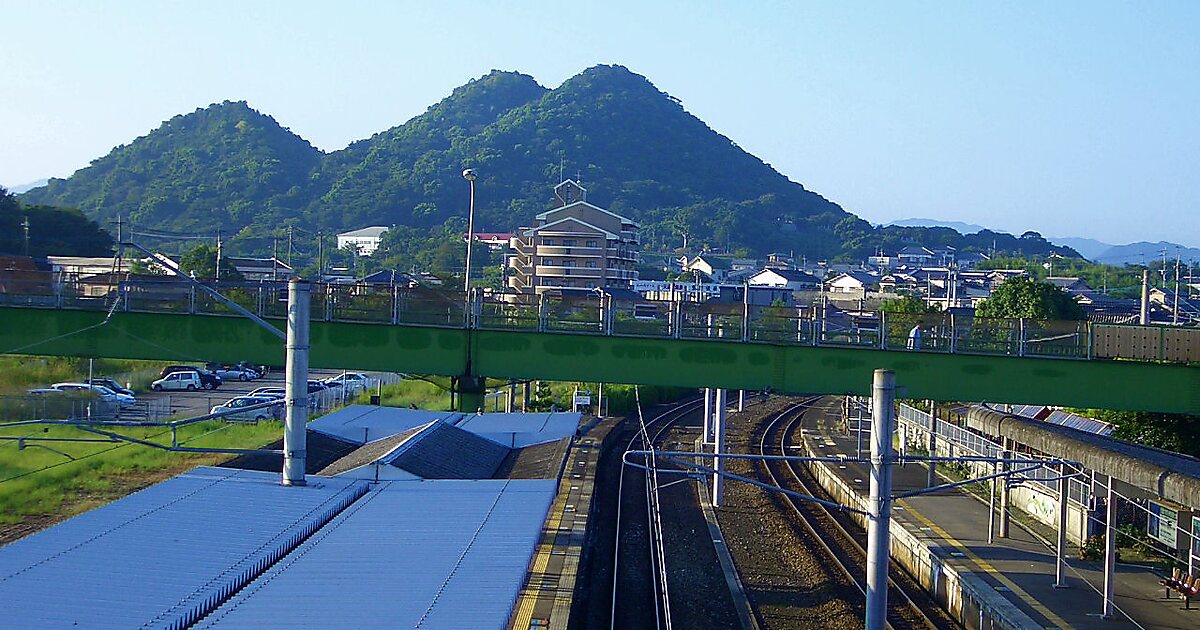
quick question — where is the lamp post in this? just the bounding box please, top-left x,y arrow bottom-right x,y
462,169 -> 477,293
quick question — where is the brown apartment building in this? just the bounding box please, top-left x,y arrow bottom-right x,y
508,180 -> 640,295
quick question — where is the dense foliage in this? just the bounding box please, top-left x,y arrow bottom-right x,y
22,65 -> 1079,265
975,277 -> 1085,320
0,187 -> 113,257
1074,408 -> 1200,458
880,295 -> 940,314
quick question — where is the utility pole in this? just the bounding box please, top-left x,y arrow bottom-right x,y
288,226 -> 294,268
215,229 -> 222,280
1140,269 -> 1150,325
1174,253 -> 1181,325
272,238 -> 279,281
317,232 -> 324,281
22,216 -> 30,256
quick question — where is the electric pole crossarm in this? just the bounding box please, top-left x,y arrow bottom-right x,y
120,241 -> 285,341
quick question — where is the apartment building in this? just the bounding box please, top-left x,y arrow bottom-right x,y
508,180 -> 640,295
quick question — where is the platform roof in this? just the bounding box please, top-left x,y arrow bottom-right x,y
456,411 -> 582,447
308,405 -> 461,445
0,467 -> 366,630
195,479 -> 557,629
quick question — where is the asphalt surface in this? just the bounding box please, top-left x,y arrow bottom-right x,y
127,368 -> 353,420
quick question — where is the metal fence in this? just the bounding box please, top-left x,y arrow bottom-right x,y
1,275 -> 1197,365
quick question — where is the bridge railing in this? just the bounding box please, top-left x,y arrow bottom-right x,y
1,274 -> 1197,365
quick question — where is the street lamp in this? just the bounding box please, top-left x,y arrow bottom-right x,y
462,169 -> 477,293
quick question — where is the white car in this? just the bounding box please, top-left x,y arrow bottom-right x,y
210,395 -> 283,422
51,382 -> 136,408
150,371 -> 202,392
324,372 -> 371,392
211,366 -> 260,381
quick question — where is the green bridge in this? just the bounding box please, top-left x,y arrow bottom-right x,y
0,282 -> 1195,415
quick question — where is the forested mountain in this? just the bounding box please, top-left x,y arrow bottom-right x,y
0,187 -> 113,257
22,65 -> 1073,262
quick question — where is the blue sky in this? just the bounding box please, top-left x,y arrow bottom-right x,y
2,1 -> 1198,247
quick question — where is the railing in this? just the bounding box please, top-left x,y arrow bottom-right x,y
896,402 -> 1090,505
0,275 -> 1197,365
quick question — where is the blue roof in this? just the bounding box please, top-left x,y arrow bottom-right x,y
309,405 -> 462,445
195,479 -> 556,629
0,467 -> 366,630
456,411 -> 581,447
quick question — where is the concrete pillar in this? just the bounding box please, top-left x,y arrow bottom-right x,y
523,381 -> 531,411
865,370 -> 896,630
1054,462 -> 1070,589
703,388 -> 713,443
927,402 -> 938,488
1102,475 -> 1117,619
999,439 -> 1011,538
282,280 -> 310,486
738,389 -> 745,412
712,389 -> 727,507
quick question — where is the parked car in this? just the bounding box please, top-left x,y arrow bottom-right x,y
160,366 -> 222,390
324,372 -> 370,392
87,378 -> 134,397
206,363 -> 261,381
210,395 -> 283,422
150,371 -> 202,392
51,382 -> 136,407
26,388 -> 64,396
306,380 -> 327,393
249,387 -> 286,399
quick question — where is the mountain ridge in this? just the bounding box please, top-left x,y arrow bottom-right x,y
22,65 -> 1072,262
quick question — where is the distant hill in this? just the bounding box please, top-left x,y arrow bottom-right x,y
886,218 -> 988,234
22,65 -> 1072,263
7,179 -> 49,194
1091,241 -> 1200,266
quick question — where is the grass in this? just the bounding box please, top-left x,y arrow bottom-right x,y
0,355 -> 172,395
0,419 -> 283,526
359,377 -> 453,410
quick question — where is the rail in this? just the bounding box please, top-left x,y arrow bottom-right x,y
1,275 -> 1197,365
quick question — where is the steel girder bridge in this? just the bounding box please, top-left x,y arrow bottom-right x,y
0,279 -> 1196,414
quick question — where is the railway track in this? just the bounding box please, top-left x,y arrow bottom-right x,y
756,397 -> 959,630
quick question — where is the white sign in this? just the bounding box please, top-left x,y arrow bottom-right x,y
573,394 -> 591,408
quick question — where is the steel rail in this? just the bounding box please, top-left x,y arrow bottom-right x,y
759,399 -> 952,630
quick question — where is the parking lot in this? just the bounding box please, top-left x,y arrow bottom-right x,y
127,369 -> 381,421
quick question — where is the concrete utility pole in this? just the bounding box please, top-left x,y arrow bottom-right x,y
462,169 -> 477,293
1140,269 -> 1150,325
1102,475 -> 1117,619
282,280 -> 310,486
703,388 -> 713,443
865,369 -> 896,630
1054,461 -> 1070,589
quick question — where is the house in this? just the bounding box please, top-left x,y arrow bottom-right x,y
826,271 -> 880,295
225,257 -> 294,281
896,246 -> 935,266
747,268 -> 822,291
765,253 -> 795,270
337,226 -> 390,256
47,256 -> 133,283
508,180 -> 640,295
957,252 -> 990,269
361,270 -> 417,287
684,255 -> 733,283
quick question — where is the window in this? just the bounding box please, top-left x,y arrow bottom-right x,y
586,240 -> 598,248
563,239 -> 576,247
564,260 -> 577,268
585,261 -> 596,268
543,238 -> 556,246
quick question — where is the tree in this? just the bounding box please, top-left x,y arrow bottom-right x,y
880,295 -> 939,314
1076,409 -> 1200,458
976,277 -> 1084,320
178,244 -> 243,280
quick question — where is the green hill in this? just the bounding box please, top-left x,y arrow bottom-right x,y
22,65 -> 1074,262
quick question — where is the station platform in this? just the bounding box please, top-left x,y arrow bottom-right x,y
802,398 -> 1197,630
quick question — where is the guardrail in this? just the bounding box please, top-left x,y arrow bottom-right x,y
1,275 -> 1197,365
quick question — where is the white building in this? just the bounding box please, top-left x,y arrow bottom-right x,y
337,226 -> 390,256
747,268 -> 822,291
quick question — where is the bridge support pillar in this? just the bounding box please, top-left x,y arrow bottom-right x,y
454,375 -> 485,413
712,388 -> 727,507
282,280 -> 310,487
866,369 -> 895,630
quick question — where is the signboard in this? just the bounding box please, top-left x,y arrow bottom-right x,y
572,390 -> 591,413
1149,501 -> 1179,547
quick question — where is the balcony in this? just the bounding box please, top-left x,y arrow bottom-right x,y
536,265 -> 603,278
536,245 -> 604,257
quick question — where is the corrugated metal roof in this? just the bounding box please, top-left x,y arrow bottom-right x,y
308,405 -> 461,445
456,411 -> 581,447
1044,409 -> 1114,436
0,467 -> 367,630
195,479 -> 557,630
